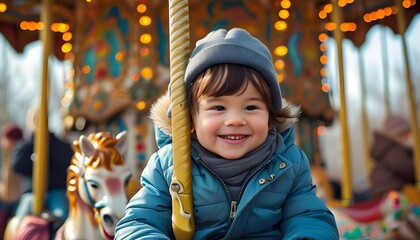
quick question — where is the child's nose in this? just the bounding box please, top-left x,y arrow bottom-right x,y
225,113 -> 246,126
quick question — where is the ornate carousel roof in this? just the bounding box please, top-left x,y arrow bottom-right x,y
1,0 -> 418,58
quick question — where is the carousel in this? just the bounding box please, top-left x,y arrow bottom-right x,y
0,0 -> 419,239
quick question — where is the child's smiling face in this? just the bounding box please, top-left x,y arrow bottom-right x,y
192,83 -> 269,160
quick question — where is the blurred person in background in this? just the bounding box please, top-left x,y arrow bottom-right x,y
369,115 -> 415,198
10,108 -> 73,222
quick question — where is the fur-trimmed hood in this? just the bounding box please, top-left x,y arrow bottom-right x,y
149,92 -> 300,148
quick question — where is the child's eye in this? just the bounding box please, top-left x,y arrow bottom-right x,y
213,106 -> 225,111
245,105 -> 257,110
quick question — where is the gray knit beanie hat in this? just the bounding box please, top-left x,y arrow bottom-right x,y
185,28 -> 282,110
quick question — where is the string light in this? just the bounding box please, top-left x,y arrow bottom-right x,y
0,3 -> 7,13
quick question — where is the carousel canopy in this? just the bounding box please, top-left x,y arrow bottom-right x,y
0,0 -> 419,60
0,0 -> 75,59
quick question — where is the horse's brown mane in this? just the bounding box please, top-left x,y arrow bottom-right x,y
66,132 -> 126,217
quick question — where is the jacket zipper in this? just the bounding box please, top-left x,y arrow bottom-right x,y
200,161 -> 236,220
199,158 -> 273,220
223,159 -> 275,240
230,201 -> 237,218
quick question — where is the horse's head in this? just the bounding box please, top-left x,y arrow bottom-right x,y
67,131 -> 132,239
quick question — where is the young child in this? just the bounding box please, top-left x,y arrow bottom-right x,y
115,28 -> 338,239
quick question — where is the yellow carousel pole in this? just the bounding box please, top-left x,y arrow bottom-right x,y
394,0 -> 420,188
331,0 -> 353,205
2,144 -> 11,201
32,0 -> 52,215
168,0 -> 194,239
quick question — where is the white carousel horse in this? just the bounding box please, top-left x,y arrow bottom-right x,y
54,131 -> 132,240
4,131 -> 132,240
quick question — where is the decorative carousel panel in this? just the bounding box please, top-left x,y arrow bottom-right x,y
68,0 -> 161,123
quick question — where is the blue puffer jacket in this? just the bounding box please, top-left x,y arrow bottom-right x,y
115,94 -> 338,239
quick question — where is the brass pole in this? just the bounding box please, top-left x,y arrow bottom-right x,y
168,0 -> 194,238
394,0 -> 420,188
32,0 -> 52,215
331,0 -> 353,205
2,150 -> 11,201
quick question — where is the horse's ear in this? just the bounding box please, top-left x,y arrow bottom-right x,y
115,131 -> 128,154
80,135 -> 96,158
